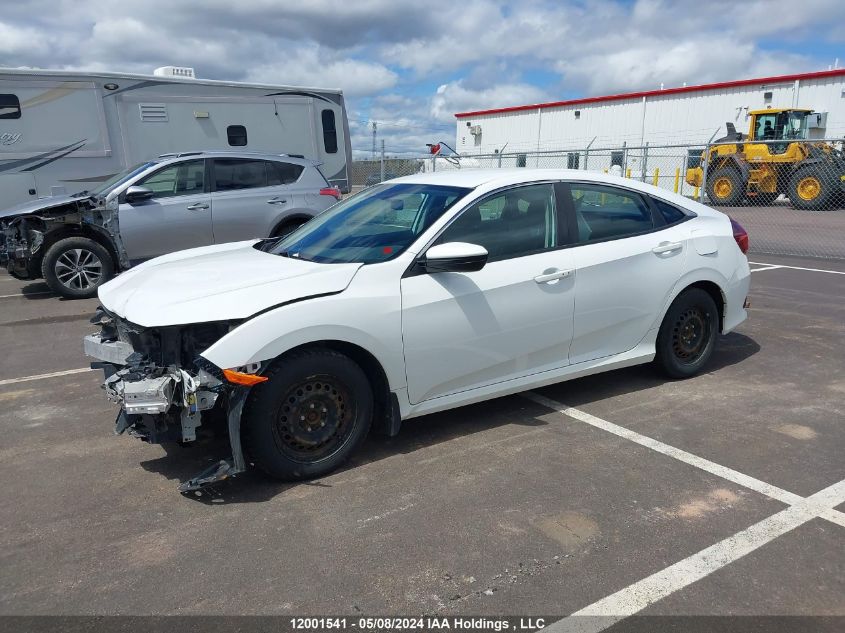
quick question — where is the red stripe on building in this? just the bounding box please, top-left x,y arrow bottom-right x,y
454,68 -> 845,119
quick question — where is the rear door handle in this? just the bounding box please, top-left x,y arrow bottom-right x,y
267,197 -> 288,205
652,241 -> 682,254
186,203 -> 209,211
534,269 -> 573,283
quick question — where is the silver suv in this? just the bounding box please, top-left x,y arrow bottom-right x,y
0,151 -> 340,298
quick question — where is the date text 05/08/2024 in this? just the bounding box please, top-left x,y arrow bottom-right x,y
289,617 -> 547,631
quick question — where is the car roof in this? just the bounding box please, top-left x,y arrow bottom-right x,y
388,168 -> 720,217
155,151 -> 321,166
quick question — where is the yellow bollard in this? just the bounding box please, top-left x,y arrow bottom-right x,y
652,168 -> 659,187
603,168 -> 608,174
625,168 -> 631,178
674,168 -> 680,193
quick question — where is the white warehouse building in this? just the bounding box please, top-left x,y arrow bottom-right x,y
454,69 -> 845,158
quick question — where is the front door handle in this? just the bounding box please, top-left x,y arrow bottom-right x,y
267,197 -> 288,205
186,203 -> 209,211
534,269 -> 573,283
652,241 -> 682,254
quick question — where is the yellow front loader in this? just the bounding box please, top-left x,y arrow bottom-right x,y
686,108 -> 845,210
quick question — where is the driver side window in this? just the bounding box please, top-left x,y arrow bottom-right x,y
434,184 -> 557,262
137,160 -> 205,199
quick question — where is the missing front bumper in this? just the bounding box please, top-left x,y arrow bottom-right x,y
84,331 -> 247,490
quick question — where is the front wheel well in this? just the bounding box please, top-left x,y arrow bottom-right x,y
41,226 -> 119,269
684,281 -> 726,333
268,340 -> 395,435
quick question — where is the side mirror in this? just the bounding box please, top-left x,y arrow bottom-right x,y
124,185 -> 154,204
423,242 -> 488,273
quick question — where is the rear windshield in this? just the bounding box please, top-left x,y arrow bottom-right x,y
270,183 -> 472,264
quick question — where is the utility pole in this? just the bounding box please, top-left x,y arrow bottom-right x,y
371,121 -> 377,160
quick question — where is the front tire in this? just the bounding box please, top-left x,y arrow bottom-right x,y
655,288 -> 719,379
242,349 -> 373,480
788,168 -> 835,210
41,236 -> 114,299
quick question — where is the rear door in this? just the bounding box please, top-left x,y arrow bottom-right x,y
118,159 -> 213,261
564,182 -> 691,364
209,158 -> 302,242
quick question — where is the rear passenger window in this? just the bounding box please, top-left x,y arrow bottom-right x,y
137,160 -> 205,198
652,198 -> 688,225
321,110 -> 338,154
227,125 -> 247,146
570,185 -> 653,243
266,161 -> 304,185
213,159 -> 267,191
0,94 -> 21,119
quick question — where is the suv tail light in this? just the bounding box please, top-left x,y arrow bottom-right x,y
730,218 -> 749,254
320,187 -> 341,201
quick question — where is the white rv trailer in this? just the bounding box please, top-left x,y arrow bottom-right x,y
0,67 -> 352,210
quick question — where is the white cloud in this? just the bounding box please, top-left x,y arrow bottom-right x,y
430,81 -> 552,122
245,50 -> 397,96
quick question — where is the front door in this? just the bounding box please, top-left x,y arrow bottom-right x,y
401,183 -> 576,404
565,183 -> 690,364
119,159 -> 214,261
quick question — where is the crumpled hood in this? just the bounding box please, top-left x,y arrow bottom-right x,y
98,240 -> 363,327
0,193 -> 92,220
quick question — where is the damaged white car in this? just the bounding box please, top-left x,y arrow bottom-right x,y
1,151 -> 339,299
84,170 -> 751,491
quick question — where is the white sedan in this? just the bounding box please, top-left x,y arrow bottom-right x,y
84,170 -> 750,490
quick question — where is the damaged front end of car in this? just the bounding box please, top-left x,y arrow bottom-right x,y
0,196 -> 129,279
84,307 -> 257,492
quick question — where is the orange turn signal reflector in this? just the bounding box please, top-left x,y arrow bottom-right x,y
223,369 -> 269,386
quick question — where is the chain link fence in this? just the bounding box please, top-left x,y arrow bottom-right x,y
352,137 -> 845,259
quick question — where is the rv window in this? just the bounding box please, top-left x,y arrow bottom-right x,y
137,160 -> 205,198
321,109 -> 338,154
0,94 -> 21,119
227,125 -> 248,147
213,159 -> 268,191
267,161 -> 304,186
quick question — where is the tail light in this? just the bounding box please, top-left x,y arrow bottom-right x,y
320,187 -> 341,201
730,218 -> 749,254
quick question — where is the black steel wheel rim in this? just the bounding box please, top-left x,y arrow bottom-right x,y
272,374 -> 356,462
671,306 -> 711,363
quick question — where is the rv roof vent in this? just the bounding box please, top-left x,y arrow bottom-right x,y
153,66 -> 196,78
139,103 -> 168,122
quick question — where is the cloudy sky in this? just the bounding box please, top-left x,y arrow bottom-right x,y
2,0 -> 843,155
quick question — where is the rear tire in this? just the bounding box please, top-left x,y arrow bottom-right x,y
272,218 -> 308,239
243,348 -> 373,480
788,168 -> 835,210
41,236 -> 114,299
655,288 -> 719,379
706,168 -> 745,206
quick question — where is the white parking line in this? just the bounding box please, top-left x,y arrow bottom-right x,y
749,262 -> 845,275
524,393 -> 845,630
546,480 -> 845,633
749,264 -> 783,273
524,393 -> 803,505
0,367 -> 94,387
0,291 -> 53,299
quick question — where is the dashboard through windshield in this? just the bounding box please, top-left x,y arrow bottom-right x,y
270,183 -> 472,264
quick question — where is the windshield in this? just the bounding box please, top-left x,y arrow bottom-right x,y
89,161 -> 158,198
270,183 -> 472,264
755,111 -> 808,141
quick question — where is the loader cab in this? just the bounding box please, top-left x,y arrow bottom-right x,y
749,109 -> 811,142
